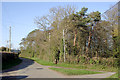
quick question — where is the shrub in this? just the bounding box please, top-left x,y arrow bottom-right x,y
89,59 -> 95,64
79,56 -> 86,63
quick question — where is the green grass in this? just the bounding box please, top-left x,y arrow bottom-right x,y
30,57 -> 56,66
2,58 -> 22,70
26,57 -> 117,72
101,72 -> 120,80
108,69 -> 120,79
25,57 -> 88,69
49,67 -> 102,75
102,73 -> 119,80
109,72 -> 119,78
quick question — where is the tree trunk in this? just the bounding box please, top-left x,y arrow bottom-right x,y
73,30 -> 77,46
86,31 -> 92,56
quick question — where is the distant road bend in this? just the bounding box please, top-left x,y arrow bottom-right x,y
1,58 -> 116,79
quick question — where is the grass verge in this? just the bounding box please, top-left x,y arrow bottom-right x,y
2,58 -> 22,70
49,67 -> 103,75
102,73 -> 119,80
109,73 -> 118,78
26,57 -> 117,72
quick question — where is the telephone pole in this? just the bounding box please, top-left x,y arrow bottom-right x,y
49,32 -> 51,54
9,26 -> 11,52
49,32 -> 51,42
63,29 -> 66,62
6,41 -> 9,51
48,32 -> 51,61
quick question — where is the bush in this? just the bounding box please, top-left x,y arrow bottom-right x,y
66,55 -> 75,64
95,60 -> 100,64
96,57 -> 119,67
79,56 -> 86,63
89,59 -> 95,64
0,47 -> 7,51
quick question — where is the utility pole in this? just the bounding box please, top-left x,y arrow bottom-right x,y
6,41 -> 9,51
49,32 -> 51,42
49,32 -> 51,54
49,32 -> 51,61
63,29 -> 65,62
9,26 -> 11,52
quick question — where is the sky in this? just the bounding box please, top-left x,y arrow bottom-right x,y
1,2 -> 117,49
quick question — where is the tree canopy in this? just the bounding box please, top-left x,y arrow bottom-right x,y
20,5 -> 119,67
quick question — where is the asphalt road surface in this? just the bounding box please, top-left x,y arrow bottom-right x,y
1,58 -> 116,79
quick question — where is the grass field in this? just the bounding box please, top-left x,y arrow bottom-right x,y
49,67 -> 103,75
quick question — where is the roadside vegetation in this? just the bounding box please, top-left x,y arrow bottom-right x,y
49,67 -> 102,75
102,72 -> 119,80
23,57 -> 117,72
2,58 -> 22,70
20,4 -> 119,78
109,72 -> 118,78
